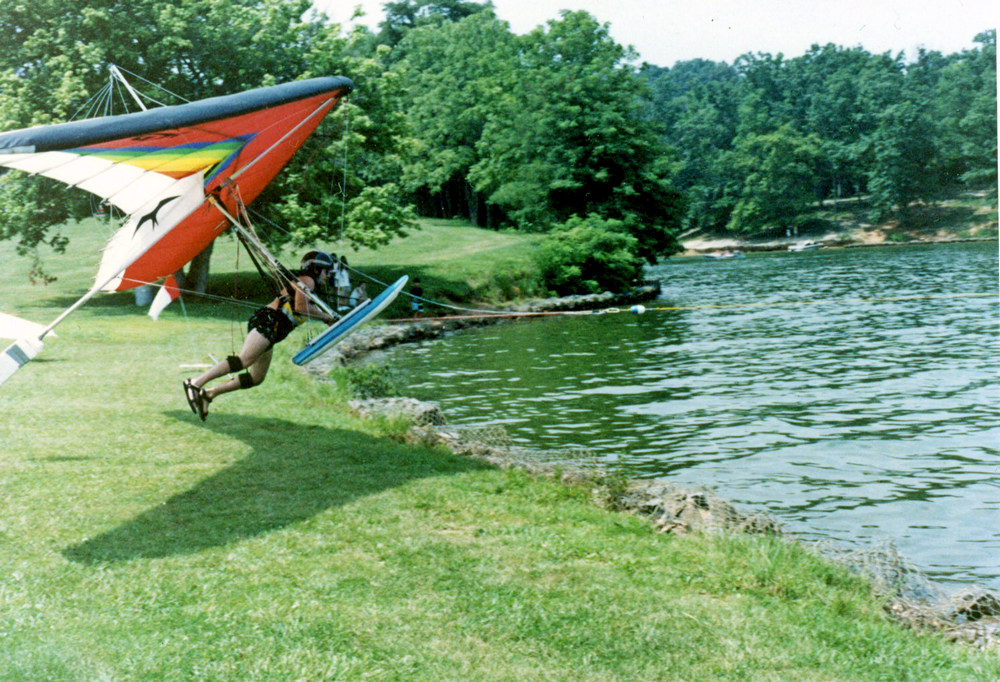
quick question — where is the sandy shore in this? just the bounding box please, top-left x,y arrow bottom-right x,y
681,224 -> 996,256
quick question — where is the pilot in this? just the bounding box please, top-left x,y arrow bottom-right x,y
183,250 -> 336,420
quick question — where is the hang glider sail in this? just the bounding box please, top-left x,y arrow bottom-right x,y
0,75 -> 353,386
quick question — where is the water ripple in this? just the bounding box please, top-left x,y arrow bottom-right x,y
389,243 -> 1000,588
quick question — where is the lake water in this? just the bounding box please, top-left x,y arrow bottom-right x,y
386,242 -> 999,590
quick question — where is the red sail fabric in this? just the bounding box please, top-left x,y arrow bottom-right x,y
112,90 -> 344,290
147,274 -> 181,321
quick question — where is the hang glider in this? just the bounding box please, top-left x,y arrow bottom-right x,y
0,75 -> 353,386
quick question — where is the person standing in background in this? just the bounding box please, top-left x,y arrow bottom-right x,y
348,281 -> 368,307
334,255 -> 351,311
410,278 -> 423,317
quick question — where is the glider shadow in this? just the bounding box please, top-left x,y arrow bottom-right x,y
63,412 -> 484,564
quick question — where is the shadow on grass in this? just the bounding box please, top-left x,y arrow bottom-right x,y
63,411 -> 485,564
43,273 -> 273,322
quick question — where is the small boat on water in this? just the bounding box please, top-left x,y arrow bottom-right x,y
703,249 -> 743,259
788,241 -> 823,252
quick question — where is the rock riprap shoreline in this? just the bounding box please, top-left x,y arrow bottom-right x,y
347,396 -> 1000,654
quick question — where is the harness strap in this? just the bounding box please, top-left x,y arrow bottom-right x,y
280,300 -> 309,325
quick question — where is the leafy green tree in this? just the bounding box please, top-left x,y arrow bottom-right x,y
732,53 -> 797,137
929,30 -> 997,188
0,0 -> 322,123
0,168 -> 71,264
643,37 -> 995,233
641,61 -> 739,232
378,0 -> 494,48
392,9 -> 514,225
726,123 -> 824,234
640,59 -> 738,134
867,101 -> 936,220
789,44 -> 882,199
0,0 -> 414,288
470,10 -> 684,261
264,32 -> 417,254
0,0 -> 316,282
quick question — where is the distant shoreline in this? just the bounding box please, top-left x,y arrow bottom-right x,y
681,190 -> 998,255
682,233 -> 996,256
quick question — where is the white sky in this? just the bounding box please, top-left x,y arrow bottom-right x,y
313,0 -> 997,66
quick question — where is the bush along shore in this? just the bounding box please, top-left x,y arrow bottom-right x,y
309,286 -> 1000,655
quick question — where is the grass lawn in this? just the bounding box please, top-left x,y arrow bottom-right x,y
1,220 -> 997,680
340,218 -> 547,313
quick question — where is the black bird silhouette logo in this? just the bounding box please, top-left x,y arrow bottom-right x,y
134,196 -> 180,235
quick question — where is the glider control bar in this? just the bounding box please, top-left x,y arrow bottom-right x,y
206,195 -> 338,321
0,337 -> 43,386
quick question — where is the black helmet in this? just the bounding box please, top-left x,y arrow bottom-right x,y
300,250 -> 334,270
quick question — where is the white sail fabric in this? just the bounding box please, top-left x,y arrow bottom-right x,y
1,150 -> 190,215
0,150 -> 80,175
147,275 -> 180,321
0,312 -> 52,341
0,147 -> 207,292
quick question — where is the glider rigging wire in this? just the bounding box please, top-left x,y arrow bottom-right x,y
181,197 -> 999,328
338,100 -> 350,258
207,194 -> 338,323
380,291 -> 999,323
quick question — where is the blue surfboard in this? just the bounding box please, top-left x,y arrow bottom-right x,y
293,275 -> 408,366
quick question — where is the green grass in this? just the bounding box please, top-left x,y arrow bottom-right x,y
340,218 -> 546,315
2,221 -> 998,680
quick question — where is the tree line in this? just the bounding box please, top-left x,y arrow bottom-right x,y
0,1 -> 995,294
642,33 -> 997,235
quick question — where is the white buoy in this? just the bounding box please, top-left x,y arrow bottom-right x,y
629,305 -> 646,314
